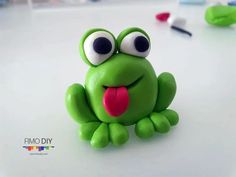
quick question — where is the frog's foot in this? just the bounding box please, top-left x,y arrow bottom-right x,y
109,123 -> 129,146
79,122 -> 101,140
135,109 -> 179,139
79,122 -> 129,148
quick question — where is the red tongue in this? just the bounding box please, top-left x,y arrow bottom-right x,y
103,86 -> 129,117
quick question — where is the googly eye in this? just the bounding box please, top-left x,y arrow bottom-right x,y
82,30 -> 116,66
119,31 -> 150,58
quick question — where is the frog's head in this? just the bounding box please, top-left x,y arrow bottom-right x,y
80,27 -> 157,125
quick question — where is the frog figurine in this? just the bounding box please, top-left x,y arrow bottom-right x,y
65,27 -> 179,148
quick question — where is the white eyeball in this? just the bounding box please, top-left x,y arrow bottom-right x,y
83,31 -> 116,65
119,32 -> 150,58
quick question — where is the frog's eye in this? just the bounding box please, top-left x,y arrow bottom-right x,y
80,29 -> 116,66
118,28 -> 150,58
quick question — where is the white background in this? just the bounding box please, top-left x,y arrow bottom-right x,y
0,1 -> 236,177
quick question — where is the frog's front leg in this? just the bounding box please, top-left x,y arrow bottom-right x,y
65,83 -> 98,123
65,84 -> 101,142
66,84 -> 129,148
135,72 -> 179,138
154,72 -> 177,112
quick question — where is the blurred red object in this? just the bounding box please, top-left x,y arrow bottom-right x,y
155,12 -> 170,22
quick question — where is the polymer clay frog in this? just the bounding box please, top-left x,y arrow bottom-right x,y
65,27 -> 179,148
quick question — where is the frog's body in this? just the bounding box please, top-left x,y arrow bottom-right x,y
66,27 -> 179,148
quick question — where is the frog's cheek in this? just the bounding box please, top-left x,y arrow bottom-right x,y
103,86 -> 129,117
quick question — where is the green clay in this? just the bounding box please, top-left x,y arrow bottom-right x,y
150,113 -> 171,133
109,123 -> 129,146
65,27 -> 179,148
79,122 -> 100,140
135,118 -> 155,139
90,123 -> 109,148
205,5 -> 236,26
155,72 -> 177,112
160,109 -> 179,126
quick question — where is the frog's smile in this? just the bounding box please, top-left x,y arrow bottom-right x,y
102,75 -> 143,89
102,75 -> 143,117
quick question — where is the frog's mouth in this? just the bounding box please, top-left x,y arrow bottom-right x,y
102,76 -> 143,117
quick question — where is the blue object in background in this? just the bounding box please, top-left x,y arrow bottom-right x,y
228,0 -> 236,6
179,0 -> 206,4
0,0 -> 8,6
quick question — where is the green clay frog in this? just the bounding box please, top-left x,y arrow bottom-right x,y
65,27 -> 179,148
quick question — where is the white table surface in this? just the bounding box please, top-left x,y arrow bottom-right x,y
1,1 -> 236,177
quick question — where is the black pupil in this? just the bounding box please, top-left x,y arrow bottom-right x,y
134,36 -> 149,52
93,37 -> 112,54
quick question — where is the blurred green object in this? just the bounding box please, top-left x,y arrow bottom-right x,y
205,5 -> 236,26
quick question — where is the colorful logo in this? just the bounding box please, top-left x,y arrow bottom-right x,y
22,138 -> 55,155
23,146 -> 54,152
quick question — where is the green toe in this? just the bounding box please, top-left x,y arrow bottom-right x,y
90,123 -> 109,148
135,118 -> 155,139
150,113 -> 170,133
109,123 -> 129,146
79,122 -> 100,140
160,109 -> 179,126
